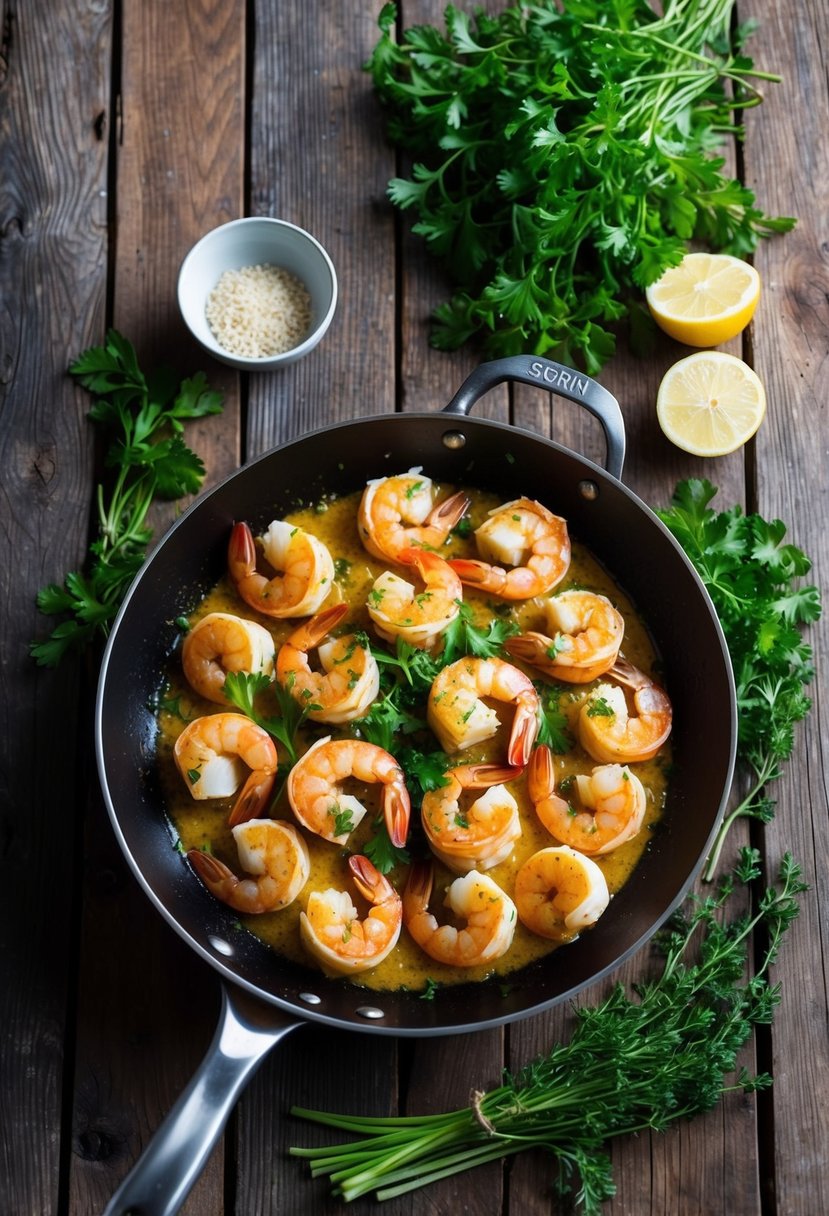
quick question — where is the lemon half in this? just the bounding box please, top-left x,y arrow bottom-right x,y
656,351 -> 766,457
646,252 -> 760,347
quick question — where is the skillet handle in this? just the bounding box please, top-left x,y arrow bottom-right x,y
442,355 -> 626,480
103,984 -> 303,1216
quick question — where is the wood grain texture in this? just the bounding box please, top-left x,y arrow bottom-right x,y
247,2 -> 397,456
745,2 -> 829,1213
0,1 -> 109,1212
67,1 -> 245,1212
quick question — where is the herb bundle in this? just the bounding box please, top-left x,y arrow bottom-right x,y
291,850 -> 806,1212
31,331 -> 223,666
658,479 -> 820,879
367,0 -> 794,371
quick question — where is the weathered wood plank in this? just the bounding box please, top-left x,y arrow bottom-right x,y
744,2 -> 829,1213
68,1 -> 245,1212
247,2 -> 397,457
0,1 -> 110,1212
236,5 -> 400,1212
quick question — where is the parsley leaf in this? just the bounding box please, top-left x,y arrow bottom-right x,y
364,817 -> 410,875
30,331 -> 223,666
658,479 -> 820,878
223,671 -> 317,765
366,1 -> 794,372
441,600 -> 518,665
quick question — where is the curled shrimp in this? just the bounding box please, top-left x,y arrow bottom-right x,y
276,603 -> 380,724
449,498 -> 570,600
505,590 -> 625,684
427,657 -> 539,767
181,611 -> 276,704
421,763 -> 522,873
367,547 -> 462,650
357,468 -> 469,563
528,744 -> 646,855
187,819 -> 310,914
514,846 -> 609,942
300,854 -> 403,976
402,862 -> 517,968
173,712 -> 278,827
228,519 -> 334,618
578,656 -> 672,764
287,736 -> 410,847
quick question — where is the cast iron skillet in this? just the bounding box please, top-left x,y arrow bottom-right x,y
97,356 -> 736,1215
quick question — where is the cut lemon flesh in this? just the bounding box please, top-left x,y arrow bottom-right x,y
656,351 -> 766,456
646,252 -> 760,346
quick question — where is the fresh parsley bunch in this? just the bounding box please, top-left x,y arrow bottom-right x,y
659,479 -> 820,878
31,331 -> 223,666
367,0 -> 795,371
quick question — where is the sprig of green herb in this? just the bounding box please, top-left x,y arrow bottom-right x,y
291,850 -> 806,1211
366,1 -> 794,371
658,479 -> 820,879
31,330 -> 223,666
535,684 -> 574,754
223,671 -> 317,765
441,600 -> 518,664
364,816 -> 411,876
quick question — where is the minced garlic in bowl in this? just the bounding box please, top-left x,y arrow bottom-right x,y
206,263 -> 312,359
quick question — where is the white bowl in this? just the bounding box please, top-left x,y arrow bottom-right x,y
177,217 -> 338,370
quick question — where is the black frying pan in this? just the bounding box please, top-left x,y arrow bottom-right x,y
97,356 -> 736,1214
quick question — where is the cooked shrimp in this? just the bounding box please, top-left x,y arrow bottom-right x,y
514,845 -> 609,942
358,468 -> 470,563
286,736 -> 410,847
227,519 -> 334,618
402,862 -> 517,967
527,744 -> 646,855
276,603 -> 380,724
421,764 -> 522,873
505,590 -> 624,684
300,854 -> 403,976
173,712 -> 278,827
367,548 -> 462,650
186,819 -> 310,914
449,498 -> 570,600
427,656 -> 539,767
578,656 -> 672,764
181,611 -> 276,704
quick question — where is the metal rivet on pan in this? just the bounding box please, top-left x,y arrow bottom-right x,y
299,992 -> 322,1006
208,935 -> 234,957
578,479 -> 599,501
442,430 -> 466,450
356,1006 -> 385,1020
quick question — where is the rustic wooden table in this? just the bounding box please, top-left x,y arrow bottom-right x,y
3,1 -> 827,1213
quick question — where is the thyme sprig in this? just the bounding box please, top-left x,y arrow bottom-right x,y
291,850 -> 806,1212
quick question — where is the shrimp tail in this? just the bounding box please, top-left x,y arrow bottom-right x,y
457,763 -> 524,789
403,859 -> 434,911
427,489 -> 470,534
447,558 -> 506,594
228,770 -> 277,827
503,633 -> 551,667
349,854 -> 392,903
383,779 -> 411,848
286,602 -> 349,651
187,850 -> 235,899
508,693 -> 540,767
527,744 -> 554,804
227,521 -> 257,582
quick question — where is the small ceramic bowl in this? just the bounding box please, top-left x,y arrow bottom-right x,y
177,217 -> 338,370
